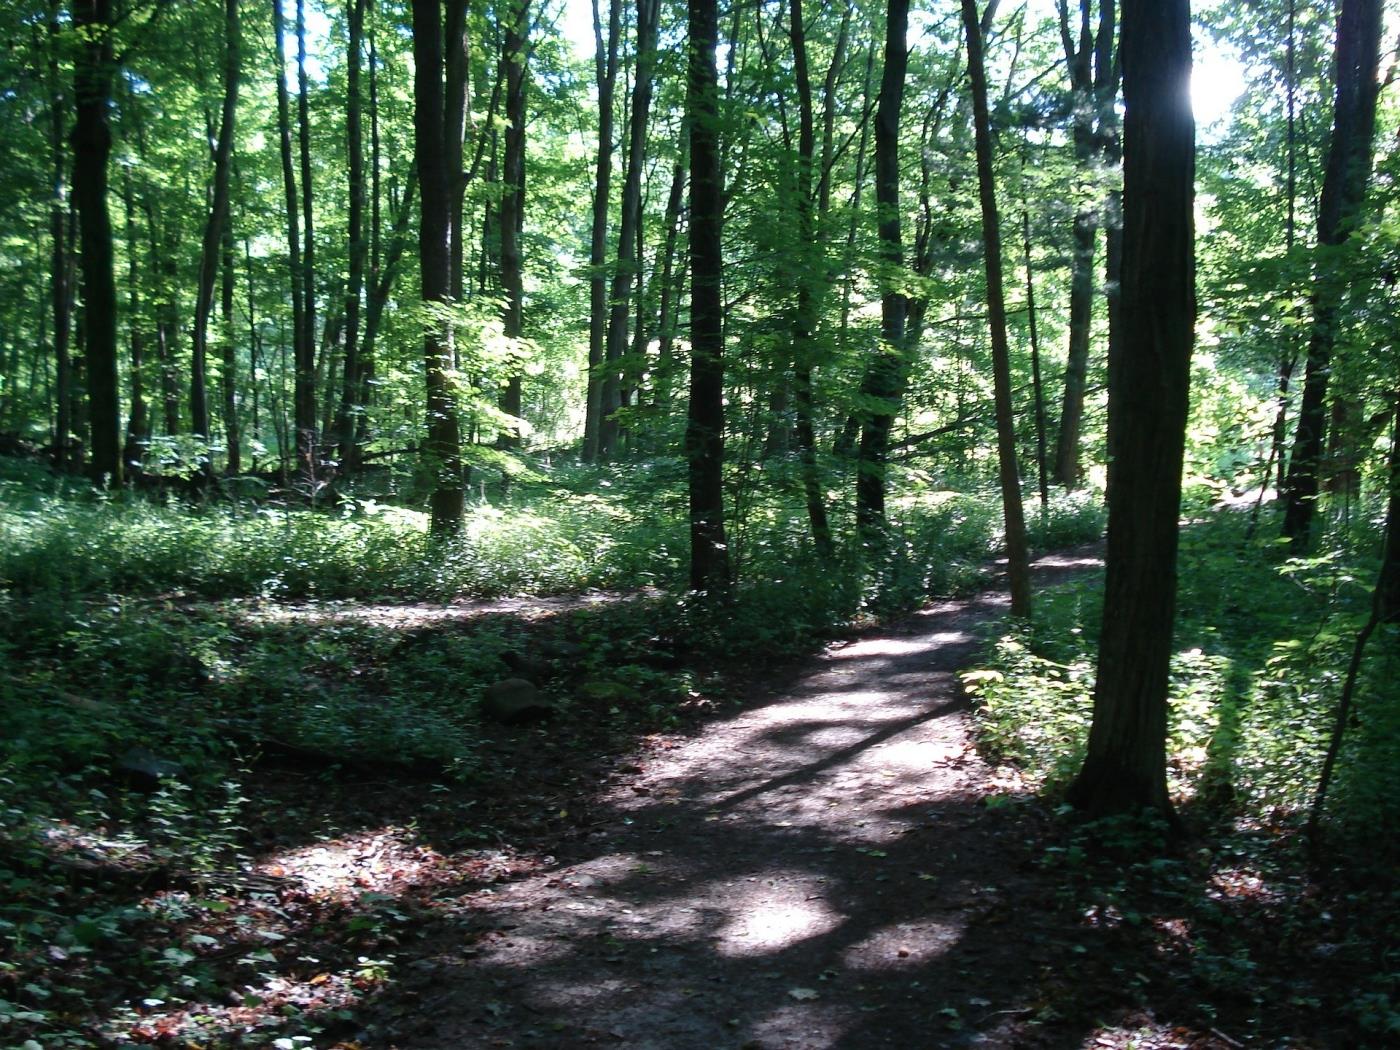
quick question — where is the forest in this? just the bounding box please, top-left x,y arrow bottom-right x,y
1,0 -> 1398,1045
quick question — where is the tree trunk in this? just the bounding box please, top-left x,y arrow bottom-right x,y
1066,0 -> 1194,821
336,0 -> 368,472
1022,208 -> 1049,508
272,0 -> 309,478
1051,0 -> 1117,490
121,173 -> 147,474
583,0 -> 621,461
652,151 -> 686,414
686,0 -> 730,593
854,0 -> 910,540
71,0 -> 122,486
788,0 -> 832,555
599,0 -> 659,459
296,0 -> 319,478
963,0 -> 1031,618
412,0 -> 465,533
191,0 -> 241,453
221,204 -> 240,473
48,7 -> 74,472
1281,0 -> 1383,548
497,0 -> 528,449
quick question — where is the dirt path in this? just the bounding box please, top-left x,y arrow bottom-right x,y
376,550 -> 1109,1049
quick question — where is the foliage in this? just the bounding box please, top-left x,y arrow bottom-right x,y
966,508 -> 1399,836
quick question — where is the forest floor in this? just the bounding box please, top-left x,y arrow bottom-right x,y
24,545 -> 1377,1049
237,547 -> 1254,1050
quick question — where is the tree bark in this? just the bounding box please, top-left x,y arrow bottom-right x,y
191,0 -> 241,453
788,0 -> 832,555
71,0 -> 122,486
854,0 -> 910,540
1281,0 -> 1383,549
1051,0 -> 1117,490
1066,0 -> 1194,821
221,201 -> 240,473
48,6 -> 74,472
121,172 -> 147,474
599,0 -> 659,458
962,0 -> 1031,618
584,0 -> 622,461
272,0 -> 309,478
497,0 -> 529,448
295,0 -> 318,478
686,0 -> 730,594
336,0 -> 368,472
412,0 -> 465,533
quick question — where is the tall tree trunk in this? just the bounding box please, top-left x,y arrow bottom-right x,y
652,151 -> 685,414
1052,0 -> 1117,489
337,0 -> 368,471
221,207 -> 240,473
686,0 -> 730,593
1021,207 -> 1050,508
296,0 -> 319,477
359,25 -> 383,452
583,0 -> 622,461
71,0 -> 121,486
48,7 -> 74,472
412,0 -> 465,532
444,0 -> 470,301
191,0 -> 241,452
788,0 -> 832,555
1270,0 -> 1299,496
963,0 -> 1031,618
599,0 -> 659,458
1281,0 -> 1383,548
272,0 -> 309,478
1066,0 -> 1194,821
121,173 -> 147,473
497,0 -> 528,448
854,0 -> 910,540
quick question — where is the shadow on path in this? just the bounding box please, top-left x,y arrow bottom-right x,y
367,550 -> 1141,1049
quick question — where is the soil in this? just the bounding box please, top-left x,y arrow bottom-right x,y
326,548 -> 1237,1049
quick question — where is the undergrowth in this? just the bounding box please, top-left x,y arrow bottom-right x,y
0,456 -> 1106,1047
965,507 -> 1399,835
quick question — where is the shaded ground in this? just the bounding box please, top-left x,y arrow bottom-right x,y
15,547 -> 1381,1048
340,549 -> 1236,1050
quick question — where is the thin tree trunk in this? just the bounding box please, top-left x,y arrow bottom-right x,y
1066,0 -> 1194,821
1270,0 -> 1299,496
652,151 -> 685,414
855,0 -> 910,539
221,205 -> 240,472
686,0 -> 730,593
48,6 -> 73,471
789,0 -> 832,554
121,172 -> 147,473
963,0 -> 1031,618
272,0 -> 310,478
296,0 -> 319,477
1281,0 -> 1383,548
599,0 -> 659,458
1051,0 -> 1117,490
191,0 -> 241,453
72,0 -> 122,486
584,0 -> 622,461
1022,208 -> 1049,508
497,0 -> 528,448
412,0 -> 465,532
336,0 -> 368,472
